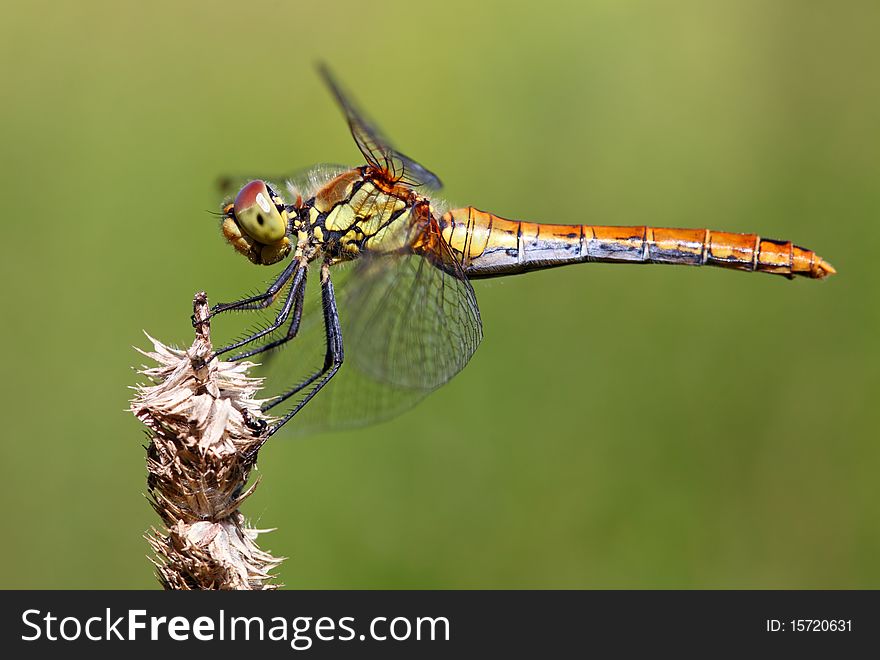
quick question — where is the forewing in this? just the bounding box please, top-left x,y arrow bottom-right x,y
317,63 -> 443,190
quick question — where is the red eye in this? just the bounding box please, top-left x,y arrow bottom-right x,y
234,180 -> 272,217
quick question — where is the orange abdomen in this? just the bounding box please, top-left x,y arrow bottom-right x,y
438,207 -> 835,280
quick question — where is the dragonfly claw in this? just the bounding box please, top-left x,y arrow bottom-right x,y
242,410 -> 268,436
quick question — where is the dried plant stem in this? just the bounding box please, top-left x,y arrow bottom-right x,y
130,292 -> 282,589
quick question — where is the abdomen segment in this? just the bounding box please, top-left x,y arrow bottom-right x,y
438,207 -> 835,280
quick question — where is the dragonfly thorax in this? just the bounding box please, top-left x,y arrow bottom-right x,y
303,168 -> 421,262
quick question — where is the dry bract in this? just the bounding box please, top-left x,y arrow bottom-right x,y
130,292 -> 282,590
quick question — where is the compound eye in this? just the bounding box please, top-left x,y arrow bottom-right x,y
233,180 -> 287,243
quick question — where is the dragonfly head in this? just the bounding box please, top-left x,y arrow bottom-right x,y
221,180 -> 292,265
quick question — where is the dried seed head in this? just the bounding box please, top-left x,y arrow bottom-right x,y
130,292 -> 283,589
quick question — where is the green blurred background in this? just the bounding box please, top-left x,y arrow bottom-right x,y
1,0 -> 877,589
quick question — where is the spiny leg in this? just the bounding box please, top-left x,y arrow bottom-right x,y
226,267 -> 308,362
213,259 -> 307,359
260,261 -> 344,440
196,257 -> 300,324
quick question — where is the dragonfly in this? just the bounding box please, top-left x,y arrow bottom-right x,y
206,65 -> 835,440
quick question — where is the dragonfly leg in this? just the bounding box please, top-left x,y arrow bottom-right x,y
225,268 -> 308,362
193,258 -> 299,326
259,261 -> 344,440
213,259 -> 307,359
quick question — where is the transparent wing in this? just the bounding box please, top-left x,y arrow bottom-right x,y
216,164 -> 352,205
256,226 -> 482,436
318,63 -> 443,191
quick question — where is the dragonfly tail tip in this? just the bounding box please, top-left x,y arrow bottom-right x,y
815,256 -> 836,279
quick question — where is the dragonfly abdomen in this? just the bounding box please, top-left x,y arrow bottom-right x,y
438,207 -> 835,280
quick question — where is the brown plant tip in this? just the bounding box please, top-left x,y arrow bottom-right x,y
130,291 -> 283,590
